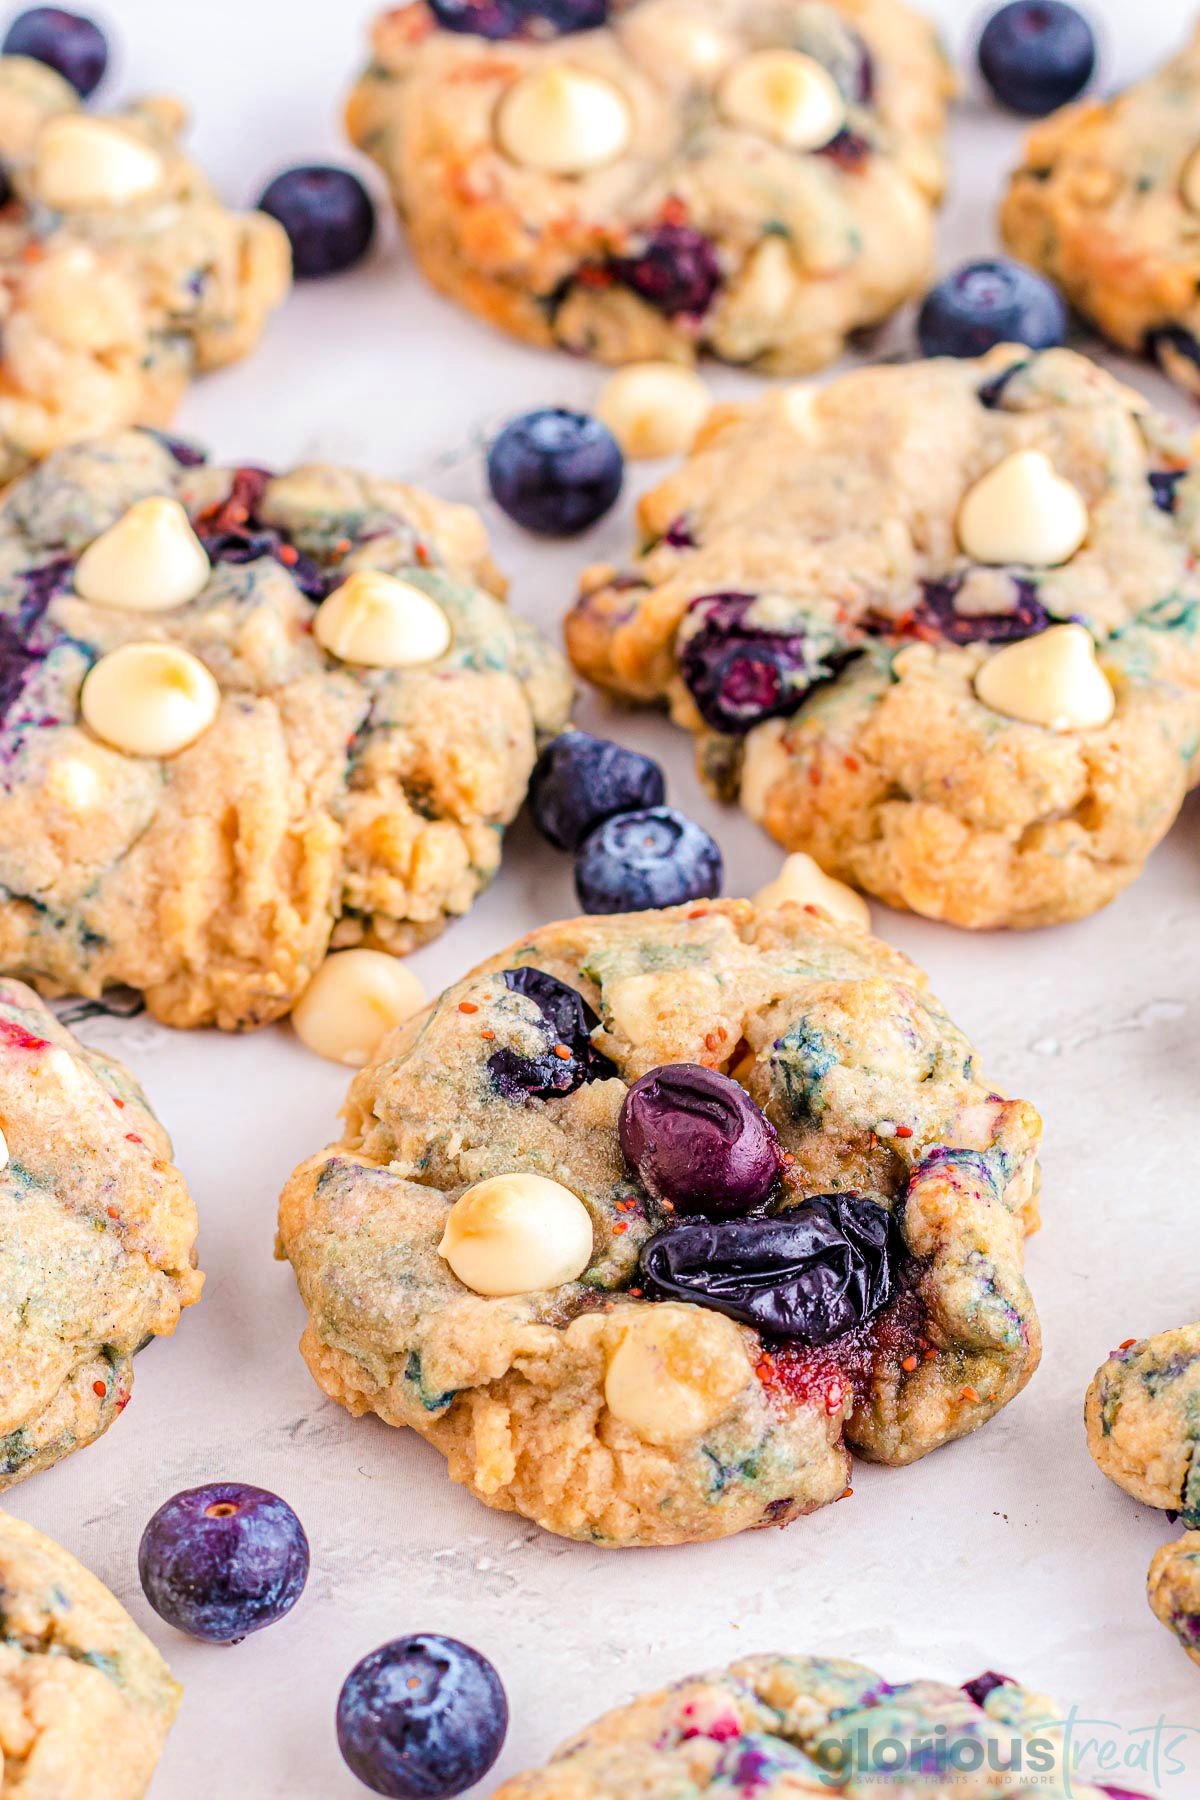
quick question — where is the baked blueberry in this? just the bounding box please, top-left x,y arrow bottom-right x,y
1150,470 -> 1186,515
961,1671 -> 1017,1706
978,2 -> 1096,116
528,729 -> 665,850
679,593 -> 851,735
2,7 -> 107,97
336,1634 -> 508,1799
908,576 -> 1051,645
137,1483 -> 309,1644
574,806 -> 721,912
619,1064 -> 781,1216
257,166 -> 376,278
487,966 -> 616,1098
487,409 -> 623,536
612,224 -> 722,319
428,0 -> 526,32
917,259 -> 1068,359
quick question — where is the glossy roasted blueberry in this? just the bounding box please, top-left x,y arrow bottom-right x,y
574,806 -> 722,914
679,592 -> 849,735
961,1671 -> 1017,1707
487,409 -> 623,536
488,966 -> 616,1100
337,1634 -> 508,1799
2,7 -> 107,97
612,225 -> 722,319
1149,470 -> 1187,514
258,166 -> 376,278
528,729 -> 665,851
619,1064 -> 781,1217
428,0 -> 527,32
978,2 -> 1096,116
918,258 -> 1068,359
639,1193 -> 898,1345
138,1482 -> 309,1643
907,576 -> 1051,645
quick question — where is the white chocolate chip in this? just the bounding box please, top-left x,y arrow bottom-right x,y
33,116 -> 163,209
1182,143 -> 1200,214
74,498 -> 211,613
595,362 -> 711,460
957,450 -> 1089,568
974,623 -> 1115,732
314,571 -> 452,670
495,66 -> 633,176
739,717 -> 789,823
80,642 -> 219,758
620,3 -> 736,81
604,1303 -> 753,1446
0,1126 -> 8,1172
438,1173 -> 594,1297
291,949 -> 425,1067
754,852 -> 871,930
45,756 -> 102,811
718,49 -> 845,152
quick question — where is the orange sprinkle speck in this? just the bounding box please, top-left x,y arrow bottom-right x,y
704,1032 -> 720,1051
961,1385 -> 981,1403
894,1125 -> 913,1139
415,543 -> 431,566
808,766 -> 821,787
840,1486 -> 854,1500
113,1097 -> 125,1109
628,1287 -> 643,1298
458,1001 -> 479,1014
1119,1338 -> 1137,1350
844,754 -> 860,772
480,1028 -> 495,1040
687,908 -> 708,920
106,1205 -> 119,1219
613,1222 -> 628,1234
125,1133 -> 143,1145
923,1348 -> 938,1362
901,1355 -> 919,1373
93,1381 -> 106,1397
277,543 -> 299,566
334,537 -> 351,555
553,1044 -> 572,1060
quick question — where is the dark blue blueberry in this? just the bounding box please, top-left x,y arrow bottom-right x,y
639,1193 -> 898,1345
429,0 -> 605,34
257,166 -> 376,279
196,466 -> 328,599
977,359 -> 1029,409
2,7 -> 107,97
679,592 -> 852,735
529,0 -> 607,26
487,408 -> 623,536
917,258 -> 1068,358
619,1063 -> 781,1217
905,576 -> 1051,645
962,1672 -> 1016,1707
611,224 -> 722,319
1150,470 -> 1187,514
145,429 -> 208,468
0,619 -> 36,721
663,514 -> 696,548
0,556 -> 72,720
337,1634 -> 507,1799
978,2 -> 1096,116
574,806 -> 721,913
818,128 -> 872,170
0,165 -> 11,209
528,729 -> 665,851
487,965 -> 616,1099
137,1482 -> 309,1644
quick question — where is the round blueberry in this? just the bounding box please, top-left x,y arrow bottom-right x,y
679,592 -> 849,735
611,224 -> 722,318
961,1672 -> 1017,1707
574,806 -> 721,913
917,259 -> 1068,359
137,1483 -> 309,1644
978,2 -> 1096,116
257,166 -> 376,278
487,408 -> 623,536
619,1063 -> 781,1216
528,729 -> 665,851
337,1634 -> 508,1799
2,7 -> 106,96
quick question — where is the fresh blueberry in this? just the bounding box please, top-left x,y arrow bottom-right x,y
528,729 -> 665,851
2,7 -> 107,97
907,576 -> 1051,645
978,2 -> 1096,116
639,1193 -> 898,1345
337,1634 -> 508,1799
429,0 -> 605,33
611,224 -> 722,318
917,258 -> 1068,359
1149,470 -> 1187,514
257,166 -> 376,278
679,592 -> 851,735
961,1672 -> 1017,1707
619,1064 -> 781,1217
574,806 -> 722,913
137,1483 -> 309,1644
487,409 -> 623,536
487,966 -> 616,1099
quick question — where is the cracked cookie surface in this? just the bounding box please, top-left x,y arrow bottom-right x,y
278,899 -> 1041,1548
346,0 -> 952,372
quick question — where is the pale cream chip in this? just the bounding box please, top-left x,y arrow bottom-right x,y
80,642 -> 220,758
438,1173 -> 594,1297
957,450 -> 1089,568
74,498 -> 211,612
974,623 -> 1115,732
291,949 -> 425,1067
604,1303 -> 753,1446
754,852 -> 871,930
718,49 -> 845,152
596,361 -> 711,459
33,115 -> 163,209
495,66 -> 633,176
314,570 -> 452,669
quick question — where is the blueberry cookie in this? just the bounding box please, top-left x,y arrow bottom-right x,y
492,1655 -> 1141,1797
346,0 -> 952,372
0,979 -> 200,1488
277,898 -> 1041,1548
0,430 -> 571,1029
1086,1324 -> 1200,1670
1001,20 -> 1200,398
567,345 -> 1200,930
0,56 -> 290,482
0,1507 -> 179,1797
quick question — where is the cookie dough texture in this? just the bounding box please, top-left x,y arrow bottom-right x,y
0,56 -> 290,481
1001,19 -> 1200,397
0,431 -> 571,1029
278,900 -> 1041,1548
1086,1323 -> 1200,1669
346,0 -> 952,372
567,346 -> 1200,929
493,1654 -> 1117,1797
0,1508 -> 179,1797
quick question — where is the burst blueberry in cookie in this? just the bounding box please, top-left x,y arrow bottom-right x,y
566,345 -> 1200,930
278,898 -> 1042,1547
346,0 -> 954,372
0,429 -> 571,1029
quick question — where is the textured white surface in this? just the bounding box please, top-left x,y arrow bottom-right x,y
6,1 -> 1200,1794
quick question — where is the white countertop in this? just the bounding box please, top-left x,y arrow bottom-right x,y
6,0 -> 1200,1793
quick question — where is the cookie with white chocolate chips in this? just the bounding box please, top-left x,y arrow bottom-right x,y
1086,1324 -> 1200,1670
277,899 -> 1042,1548
567,345 -> 1200,930
0,55 -> 290,481
346,0 -> 953,372
0,430 -> 571,1030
